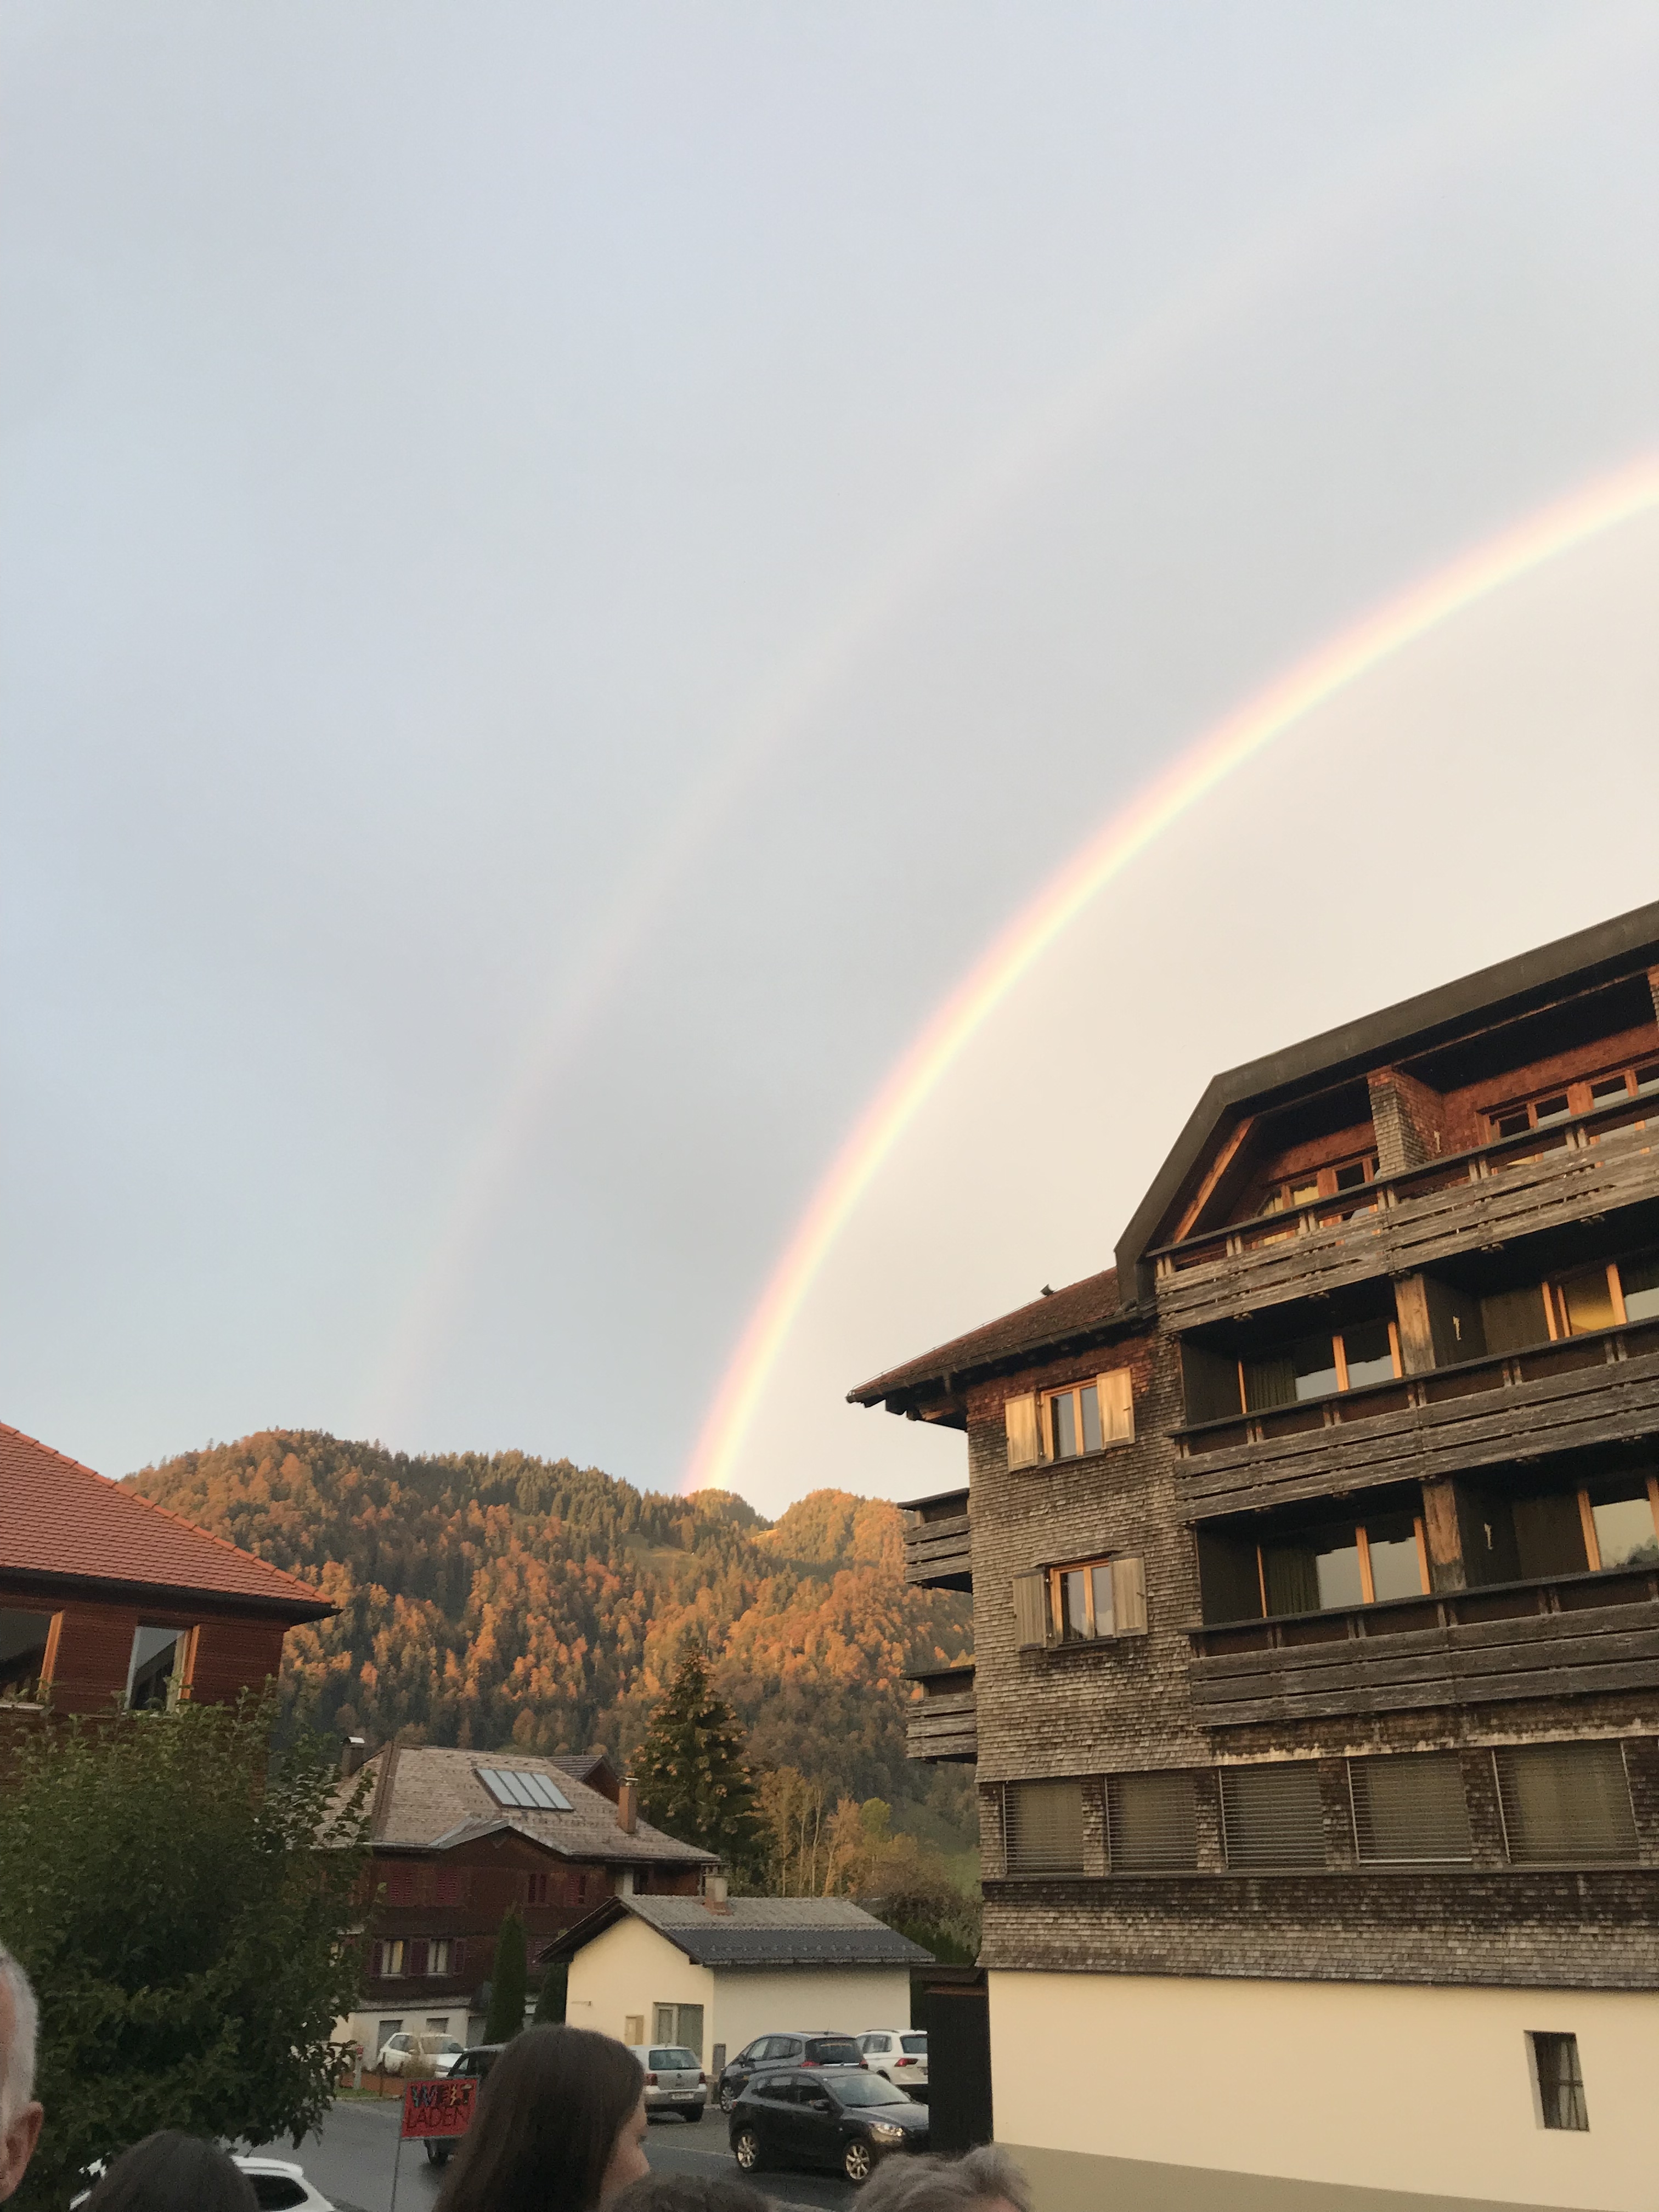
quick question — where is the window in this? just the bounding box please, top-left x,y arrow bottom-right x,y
526,1872 -> 550,1906
1014,1559 -> 1148,1647
1494,1742 -> 1637,1863
1490,1060 -> 1659,1143
1466,1474 -> 1659,1584
433,1867 -> 467,1906
625,2015 -> 645,2046
1240,1319 -> 1400,1412
383,1864 -> 421,1906
1106,1772 -> 1198,1871
1262,1153 -> 1378,1214
1530,2033 -> 1589,2131
1004,1371 -> 1133,1468
1255,1509 -> 1427,1617
126,1624 -> 190,1712
1220,1763 -> 1325,1869
377,1941 -> 407,1978
248,2178 -> 308,2211
1348,1755 -> 1471,1863
476,1765 -> 572,1812
1003,1779 -> 1086,1875
0,1608 -> 54,1703
1584,1475 -> 1659,1570
652,2004 -> 703,2059
427,1939 -> 451,1976
1551,1252 -> 1659,1336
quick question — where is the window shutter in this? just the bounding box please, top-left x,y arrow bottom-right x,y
1493,1741 -> 1637,1862
1107,1771 -> 1198,1870
1349,1753 -> 1471,1863
1220,1763 -> 1325,1869
1003,1779 -> 1086,1874
1004,1392 -> 1041,1470
452,1939 -> 466,1976
407,1938 -> 427,1978
1097,1368 -> 1135,1443
1012,1571 -> 1050,1650
1110,1554 -> 1147,1635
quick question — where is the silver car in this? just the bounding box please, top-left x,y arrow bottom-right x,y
628,2043 -> 708,2122
858,2029 -> 928,2096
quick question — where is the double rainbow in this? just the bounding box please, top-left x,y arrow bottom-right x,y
682,453 -> 1659,1496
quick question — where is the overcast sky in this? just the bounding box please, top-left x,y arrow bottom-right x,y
4,4 -> 1659,1515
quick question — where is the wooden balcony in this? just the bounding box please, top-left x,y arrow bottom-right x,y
902,1489 -> 972,1593
1177,1317 -> 1659,1520
906,1663 -> 977,1763
1152,1093 -> 1659,1331
1187,1568 -> 1659,1729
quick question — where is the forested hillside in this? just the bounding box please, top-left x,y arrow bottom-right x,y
126,1434 -> 975,1846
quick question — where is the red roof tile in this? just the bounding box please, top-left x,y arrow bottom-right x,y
0,1423 -> 330,1615
849,1266 -> 1130,1405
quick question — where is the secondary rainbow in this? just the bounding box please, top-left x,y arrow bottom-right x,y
681,452 -> 1659,1496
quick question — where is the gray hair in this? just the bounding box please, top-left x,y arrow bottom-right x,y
0,1945 -> 38,2129
859,2146 -> 1032,2212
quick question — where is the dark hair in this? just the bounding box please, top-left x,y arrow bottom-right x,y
436,2027 -> 644,2212
606,2179 -> 769,2212
80,2134 -> 258,2212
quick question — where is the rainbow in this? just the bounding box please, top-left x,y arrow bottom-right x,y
681,452 -> 1659,1496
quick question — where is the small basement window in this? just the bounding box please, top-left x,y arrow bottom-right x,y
1530,2033 -> 1589,2131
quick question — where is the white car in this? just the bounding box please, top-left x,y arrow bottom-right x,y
626,2044 -> 708,2122
375,2032 -> 465,2076
75,2156 -> 333,2212
858,2029 -> 928,2096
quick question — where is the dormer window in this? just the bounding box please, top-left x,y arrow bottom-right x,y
1488,1060 -> 1659,1141
1263,1153 -> 1378,1215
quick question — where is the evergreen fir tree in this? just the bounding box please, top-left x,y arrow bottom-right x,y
482,1907 -> 527,2042
532,1963 -> 566,2025
634,1644 -> 762,1872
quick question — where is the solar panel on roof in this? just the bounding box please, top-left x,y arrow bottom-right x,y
476,1765 -> 572,1812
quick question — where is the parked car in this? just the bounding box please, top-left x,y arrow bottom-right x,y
715,2031 -> 866,2112
858,2030 -> 928,2098
421,2043 -> 505,2165
75,2157 -> 334,2212
729,2067 -> 929,2186
374,2031 -> 465,2077
627,2044 -> 707,2122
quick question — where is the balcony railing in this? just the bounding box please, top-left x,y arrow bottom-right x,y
1187,1567 -> 1659,1729
1175,1316 -> 1659,1520
1150,1091 -> 1659,1329
906,1663 -> 977,1763
902,1489 -> 972,1593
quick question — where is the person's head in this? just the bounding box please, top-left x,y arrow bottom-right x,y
856,2146 -> 1032,2212
435,2027 -> 647,2212
80,2134 -> 257,2212
0,1945 -> 42,2203
606,2177 -> 769,2212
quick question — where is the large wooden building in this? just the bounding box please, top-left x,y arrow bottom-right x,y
0,1421 -> 331,1719
854,902 -> 1659,2212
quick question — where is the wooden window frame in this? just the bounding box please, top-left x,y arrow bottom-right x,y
1254,1511 -> 1429,1614
1487,1059 -> 1659,1143
1047,1558 -> 1114,1641
1577,1473 -> 1659,1574
1264,1151 -> 1379,1215
1034,1370 -> 1135,1463
1235,1318 -> 1401,1412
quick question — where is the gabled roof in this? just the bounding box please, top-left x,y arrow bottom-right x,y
544,1893 -> 932,1971
364,1745 -> 715,1868
0,1423 -> 330,1618
1115,896 -> 1659,1289
848,1266 -> 1132,1414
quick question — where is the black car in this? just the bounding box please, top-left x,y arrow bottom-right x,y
715,2031 -> 865,2112
422,2044 -> 505,2165
729,2067 -> 929,2186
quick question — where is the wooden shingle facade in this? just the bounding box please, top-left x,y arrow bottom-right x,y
854,901 -> 1659,2212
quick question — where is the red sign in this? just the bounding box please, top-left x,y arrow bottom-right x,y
401,2076 -> 477,2140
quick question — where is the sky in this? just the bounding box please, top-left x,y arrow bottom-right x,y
3,4 -> 1659,1517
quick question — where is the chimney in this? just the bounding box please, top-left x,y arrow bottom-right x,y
618,1776 -> 637,1836
702,1870 -> 731,1916
340,1735 -> 368,1780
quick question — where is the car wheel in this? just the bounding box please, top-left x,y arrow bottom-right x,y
843,2140 -> 874,2184
679,2104 -> 703,2124
719,2084 -> 738,2113
732,2129 -> 763,2172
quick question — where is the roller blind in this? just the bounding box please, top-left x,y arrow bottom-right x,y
1003,1778 -> 1086,1874
1011,1571 -> 1049,1650
1107,1771 -> 1198,1870
1494,1741 -> 1637,1863
1220,1763 -> 1325,1869
1110,1555 -> 1148,1635
1097,1369 -> 1135,1442
1348,1753 -> 1471,1862
1005,1392 -> 1041,1470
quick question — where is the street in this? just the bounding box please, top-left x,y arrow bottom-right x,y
296,2095 -> 855,2212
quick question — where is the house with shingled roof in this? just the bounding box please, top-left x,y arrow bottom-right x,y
341,1743 -> 719,2057
0,1420 -> 331,1720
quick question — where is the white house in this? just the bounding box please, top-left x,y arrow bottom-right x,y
548,1892 -> 930,2076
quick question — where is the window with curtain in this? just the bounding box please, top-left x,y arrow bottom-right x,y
1257,1508 -> 1426,1616
1239,1318 -> 1399,1411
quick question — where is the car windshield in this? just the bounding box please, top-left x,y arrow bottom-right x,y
832,2075 -> 911,2107
901,2035 -> 927,2054
809,2041 -> 864,2064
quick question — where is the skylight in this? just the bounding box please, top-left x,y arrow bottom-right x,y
477,1764 -> 572,1812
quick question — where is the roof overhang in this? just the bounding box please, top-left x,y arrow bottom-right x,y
0,1564 -> 334,1624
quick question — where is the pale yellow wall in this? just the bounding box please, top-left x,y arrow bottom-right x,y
990,1971 -> 1659,2212
565,1917 -> 715,2048
564,1925 -> 911,2069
